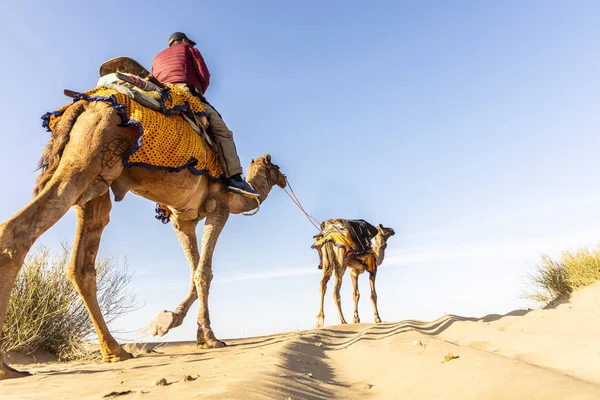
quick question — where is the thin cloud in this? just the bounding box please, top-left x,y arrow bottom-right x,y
385,227 -> 600,266
214,267 -> 316,284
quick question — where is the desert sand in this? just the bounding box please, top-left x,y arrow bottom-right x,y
1,283 -> 600,399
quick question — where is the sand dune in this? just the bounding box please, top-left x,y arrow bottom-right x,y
2,283 -> 600,399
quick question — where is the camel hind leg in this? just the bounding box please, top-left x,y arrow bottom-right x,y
0,103 -> 133,379
320,243 -> 347,325
0,162 -> 104,379
67,191 -> 132,362
333,261 -> 348,325
350,269 -> 361,323
315,251 -> 333,328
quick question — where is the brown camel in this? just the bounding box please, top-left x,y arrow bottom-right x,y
0,99 -> 286,379
315,224 -> 395,328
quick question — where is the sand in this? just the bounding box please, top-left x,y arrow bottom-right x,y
2,283 -> 600,399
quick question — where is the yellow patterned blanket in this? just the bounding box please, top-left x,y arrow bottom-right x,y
42,84 -> 224,180
312,232 -> 377,274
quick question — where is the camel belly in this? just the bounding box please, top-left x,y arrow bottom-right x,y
111,167 -> 221,217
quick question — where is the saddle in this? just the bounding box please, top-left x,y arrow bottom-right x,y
315,218 -> 378,253
65,57 -> 215,151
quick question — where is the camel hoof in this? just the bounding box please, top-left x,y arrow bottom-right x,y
148,310 -> 183,337
340,320 -> 348,325
0,363 -> 31,380
103,349 -> 134,363
315,316 -> 324,329
353,317 -> 360,324
375,317 -> 382,324
197,339 -> 227,349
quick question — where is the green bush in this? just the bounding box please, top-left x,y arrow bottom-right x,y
528,247 -> 600,304
1,245 -> 136,360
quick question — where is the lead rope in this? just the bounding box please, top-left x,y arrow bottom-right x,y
283,178 -> 321,231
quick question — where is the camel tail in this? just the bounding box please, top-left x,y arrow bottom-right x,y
34,101 -> 87,196
321,241 -> 338,275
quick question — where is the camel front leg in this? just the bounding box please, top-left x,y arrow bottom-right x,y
350,270 -> 360,323
315,263 -> 332,328
149,218 -> 200,337
195,196 -> 229,349
369,271 -> 382,323
67,191 -> 132,362
333,266 -> 348,324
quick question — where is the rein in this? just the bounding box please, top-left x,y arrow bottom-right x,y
240,170 -> 322,234
283,178 -> 321,231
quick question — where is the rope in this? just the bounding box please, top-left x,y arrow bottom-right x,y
283,178 -> 321,231
241,198 -> 261,216
282,178 -> 370,254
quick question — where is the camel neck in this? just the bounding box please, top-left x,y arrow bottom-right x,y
372,236 -> 387,266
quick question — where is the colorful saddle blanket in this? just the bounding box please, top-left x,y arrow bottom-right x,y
42,84 -> 224,180
312,220 -> 378,274
317,219 -> 378,252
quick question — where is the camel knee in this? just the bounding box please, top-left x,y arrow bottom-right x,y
0,245 -> 23,272
0,223 -> 35,265
333,288 -> 342,302
193,268 -> 213,289
67,263 -> 97,292
354,292 -> 360,302
67,268 -> 96,289
371,293 -> 377,302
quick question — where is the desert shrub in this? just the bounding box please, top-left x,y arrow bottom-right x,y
527,247 -> 600,304
1,245 -> 136,360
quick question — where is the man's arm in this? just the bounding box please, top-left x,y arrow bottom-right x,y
189,46 -> 211,94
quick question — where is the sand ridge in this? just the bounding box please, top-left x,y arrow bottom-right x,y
2,283 -> 600,399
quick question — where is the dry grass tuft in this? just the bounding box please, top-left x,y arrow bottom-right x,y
527,247 -> 600,304
1,245 -> 136,361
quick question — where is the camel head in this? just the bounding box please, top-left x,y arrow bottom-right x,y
370,224 -> 395,266
249,153 -> 287,189
376,224 -> 395,239
372,224 -> 395,251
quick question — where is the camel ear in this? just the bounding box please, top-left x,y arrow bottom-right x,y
264,153 -> 271,163
251,159 -> 255,164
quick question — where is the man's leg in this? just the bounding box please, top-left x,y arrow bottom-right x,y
199,100 -> 242,178
200,100 -> 258,198
173,84 -> 257,198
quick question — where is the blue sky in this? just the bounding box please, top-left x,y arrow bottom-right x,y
1,1 -> 600,341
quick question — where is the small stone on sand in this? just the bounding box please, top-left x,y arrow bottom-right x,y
443,352 -> 459,362
151,378 -> 167,386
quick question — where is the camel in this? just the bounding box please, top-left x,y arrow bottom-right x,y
0,98 -> 286,379
315,223 -> 395,328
